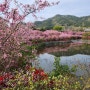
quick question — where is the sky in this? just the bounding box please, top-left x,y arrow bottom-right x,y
0,0 -> 90,22
25,0 -> 90,22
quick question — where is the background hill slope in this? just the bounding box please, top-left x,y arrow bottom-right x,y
34,15 -> 90,29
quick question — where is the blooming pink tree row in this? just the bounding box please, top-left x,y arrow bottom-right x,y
17,29 -> 83,43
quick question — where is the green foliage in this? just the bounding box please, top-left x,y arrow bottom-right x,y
39,26 -> 53,31
83,78 -> 90,90
50,57 -> 77,77
35,14 -> 90,29
35,18 -> 53,30
35,43 -> 46,52
16,44 -> 36,70
39,27 -> 46,31
53,25 -> 63,31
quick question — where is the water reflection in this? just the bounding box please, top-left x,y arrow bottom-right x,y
51,43 -> 90,56
38,41 -> 90,56
37,42 -> 90,76
38,53 -> 90,76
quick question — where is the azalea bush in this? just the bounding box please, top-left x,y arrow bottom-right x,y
0,66 -> 83,90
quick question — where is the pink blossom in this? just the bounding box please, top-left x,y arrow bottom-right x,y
3,53 -> 7,59
0,4 -> 6,12
18,53 -> 22,57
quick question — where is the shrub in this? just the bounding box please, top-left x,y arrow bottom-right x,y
1,67 -> 82,90
82,32 -> 90,40
53,25 -> 63,31
50,57 -> 77,77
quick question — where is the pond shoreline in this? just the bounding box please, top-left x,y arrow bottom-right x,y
37,39 -> 90,54
36,39 -> 90,48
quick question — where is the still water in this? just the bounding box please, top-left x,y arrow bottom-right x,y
36,41 -> 90,76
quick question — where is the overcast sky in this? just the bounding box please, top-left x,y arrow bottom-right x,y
24,0 -> 90,22
1,0 -> 90,22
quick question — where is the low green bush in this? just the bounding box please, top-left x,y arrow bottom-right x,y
50,57 -> 77,77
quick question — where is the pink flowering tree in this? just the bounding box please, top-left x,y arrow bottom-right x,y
0,0 -> 59,71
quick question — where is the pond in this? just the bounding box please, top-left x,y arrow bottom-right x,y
35,40 -> 90,77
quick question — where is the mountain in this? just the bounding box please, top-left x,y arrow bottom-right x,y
34,14 -> 90,29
